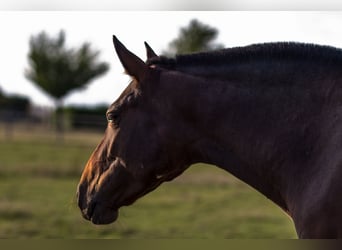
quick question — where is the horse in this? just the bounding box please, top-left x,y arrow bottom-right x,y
77,36 -> 342,238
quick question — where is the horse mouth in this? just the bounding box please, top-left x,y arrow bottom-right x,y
82,201 -> 119,225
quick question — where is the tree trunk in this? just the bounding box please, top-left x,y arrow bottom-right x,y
55,99 -> 64,143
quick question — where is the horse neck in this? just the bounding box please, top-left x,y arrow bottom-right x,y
163,70 -> 291,212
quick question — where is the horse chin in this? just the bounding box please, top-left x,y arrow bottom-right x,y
90,204 -> 119,225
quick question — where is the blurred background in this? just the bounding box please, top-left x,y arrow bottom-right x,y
1,11 -> 342,238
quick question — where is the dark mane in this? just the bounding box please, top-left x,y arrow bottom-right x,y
147,42 -> 342,73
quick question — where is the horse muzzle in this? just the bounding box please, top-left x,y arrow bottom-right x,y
77,182 -> 119,225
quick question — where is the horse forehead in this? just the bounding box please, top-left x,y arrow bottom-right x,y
108,82 -> 137,108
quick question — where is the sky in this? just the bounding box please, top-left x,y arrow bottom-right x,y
2,0 -> 342,10
2,11 -> 342,108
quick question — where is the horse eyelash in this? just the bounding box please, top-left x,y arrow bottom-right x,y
106,111 -> 120,126
106,92 -> 136,125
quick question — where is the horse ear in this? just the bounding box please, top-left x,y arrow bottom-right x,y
144,41 -> 158,59
113,36 -> 148,81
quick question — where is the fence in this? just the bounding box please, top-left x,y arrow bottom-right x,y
0,107 -> 107,140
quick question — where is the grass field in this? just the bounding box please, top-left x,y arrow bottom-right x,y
0,124 -> 297,238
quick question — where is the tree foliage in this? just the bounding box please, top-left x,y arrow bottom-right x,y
164,19 -> 224,55
0,88 -> 30,113
25,30 -> 109,104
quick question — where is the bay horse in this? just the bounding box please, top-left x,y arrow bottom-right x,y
77,36 -> 342,238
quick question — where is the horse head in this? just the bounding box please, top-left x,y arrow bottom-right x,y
77,37 -> 195,224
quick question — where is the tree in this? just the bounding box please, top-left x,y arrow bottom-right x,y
25,30 -> 109,137
164,19 -> 224,55
0,87 -> 30,139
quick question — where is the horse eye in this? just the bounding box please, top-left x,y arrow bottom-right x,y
107,112 -> 119,125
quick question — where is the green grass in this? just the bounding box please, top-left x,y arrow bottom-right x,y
0,125 -> 297,238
